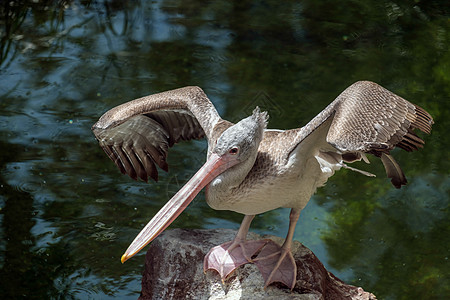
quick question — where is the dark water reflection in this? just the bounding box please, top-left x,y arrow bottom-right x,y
0,1 -> 449,299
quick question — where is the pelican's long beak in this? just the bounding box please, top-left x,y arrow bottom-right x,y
121,152 -> 236,263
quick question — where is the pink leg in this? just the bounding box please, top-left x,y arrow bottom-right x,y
204,215 -> 270,280
253,208 -> 300,290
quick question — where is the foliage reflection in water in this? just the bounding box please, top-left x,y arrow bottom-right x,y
0,1 -> 449,299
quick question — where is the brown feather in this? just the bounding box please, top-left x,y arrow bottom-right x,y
92,86 -> 221,182
380,153 -> 407,188
289,81 -> 433,189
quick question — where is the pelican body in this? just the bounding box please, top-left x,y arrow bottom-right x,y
92,81 -> 433,289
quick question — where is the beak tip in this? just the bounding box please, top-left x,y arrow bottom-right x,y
121,253 -> 128,264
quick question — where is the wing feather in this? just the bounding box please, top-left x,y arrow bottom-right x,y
380,153 -> 407,188
289,81 -> 433,188
92,86 -> 226,182
326,81 -> 433,187
123,144 -> 147,181
326,81 -> 433,155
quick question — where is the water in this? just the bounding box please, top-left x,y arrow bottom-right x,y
1,1 -> 449,299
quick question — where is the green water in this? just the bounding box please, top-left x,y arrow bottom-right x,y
0,1 -> 449,299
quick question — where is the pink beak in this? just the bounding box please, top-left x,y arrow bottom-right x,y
121,152 -> 237,263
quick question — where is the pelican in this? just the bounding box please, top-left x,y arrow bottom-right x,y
92,81 -> 433,289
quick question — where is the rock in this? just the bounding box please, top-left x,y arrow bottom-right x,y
140,229 -> 376,300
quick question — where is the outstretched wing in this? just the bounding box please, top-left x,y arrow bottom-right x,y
326,81 -> 432,154
291,81 -> 433,188
92,86 -> 232,182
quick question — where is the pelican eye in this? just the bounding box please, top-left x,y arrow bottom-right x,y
229,147 -> 239,155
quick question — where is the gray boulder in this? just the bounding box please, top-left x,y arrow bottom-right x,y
140,228 -> 376,300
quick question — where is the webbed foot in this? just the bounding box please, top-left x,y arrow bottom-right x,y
253,240 -> 297,290
203,239 -> 270,280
